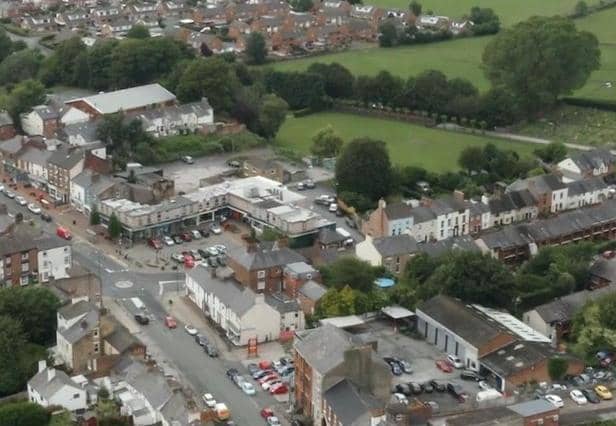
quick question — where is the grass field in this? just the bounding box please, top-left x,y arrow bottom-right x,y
276,112 -> 537,172
367,0 -> 586,26
271,4 -> 616,101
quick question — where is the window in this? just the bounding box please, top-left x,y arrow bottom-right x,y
257,270 -> 266,279
21,252 -> 29,261
93,343 -> 100,354
64,256 -> 71,265
73,393 -> 80,399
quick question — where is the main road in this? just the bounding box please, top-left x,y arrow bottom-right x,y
1,196 -> 287,425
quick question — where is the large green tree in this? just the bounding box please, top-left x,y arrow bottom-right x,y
482,16 -> 600,116
378,20 -> 398,47
108,213 -> 122,239
126,24 -> 150,39
0,316 -> 27,396
307,63 -> 355,99
573,292 -> 616,357
336,138 -> 393,201
265,70 -> 326,110
320,255 -> 379,293
244,32 -> 267,65
258,94 -> 288,138
0,401 -> 50,426
311,125 -> 343,158
0,49 -> 43,86
6,79 -> 45,125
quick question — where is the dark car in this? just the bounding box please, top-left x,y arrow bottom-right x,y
430,380 -> 446,392
460,370 -> 483,382
200,229 -> 210,238
394,383 -> 411,396
247,363 -> 259,375
134,314 -> 149,325
582,388 -> 601,404
344,216 -> 357,229
172,235 -> 183,244
422,382 -> 434,393
180,232 -> 192,242
205,344 -> 218,357
208,257 -> 218,267
447,383 -> 468,402
390,362 -> 402,376
253,369 -> 272,380
217,256 -> 227,267
226,368 -> 239,380
407,382 -> 422,395
195,334 -> 208,346
198,248 -> 210,259
40,213 -> 52,222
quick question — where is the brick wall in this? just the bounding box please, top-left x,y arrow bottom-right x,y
294,351 -> 313,419
3,248 -> 38,286
0,124 -> 16,141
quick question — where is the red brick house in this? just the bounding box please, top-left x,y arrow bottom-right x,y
0,112 -> 16,140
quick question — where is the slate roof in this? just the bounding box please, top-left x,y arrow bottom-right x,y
489,190 -> 537,214
430,195 -> 468,216
68,84 -> 176,115
417,235 -> 479,257
481,341 -> 576,377
373,234 -> 417,257
417,295 -> 507,348
590,258 -> 616,283
323,379 -> 382,425
105,324 -> 141,353
409,205 -> 436,224
62,120 -> 100,144
48,146 -> 84,170
124,362 -> 172,410
0,225 -> 69,256
508,398 -> 558,417
59,300 -> 94,320
531,284 -> 616,324
230,246 -> 306,271
0,135 -> 24,154
294,323 -> 359,374
72,170 -> 117,196
384,202 -> 412,220
566,177 -> 607,196
318,228 -> 346,245
508,174 -> 566,194
58,308 -> 99,344
299,280 -> 327,301
31,104 -> 60,120
265,293 -> 301,314
186,265 -> 257,316
18,146 -> 53,166
29,367 -> 81,400
0,111 -> 13,127
571,149 -> 614,173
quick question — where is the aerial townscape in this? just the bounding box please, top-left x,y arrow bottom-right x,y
2,0 -> 616,425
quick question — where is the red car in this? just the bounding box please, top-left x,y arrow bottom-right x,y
259,360 -> 272,370
148,238 -> 162,250
260,408 -> 274,419
259,374 -> 279,385
436,359 -> 453,373
164,315 -> 177,329
270,383 -> 288,395
180,232 -> 192,242
184,255 -> 195,268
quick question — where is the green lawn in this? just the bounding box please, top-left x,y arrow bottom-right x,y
271,4 -> 616,101
276,112 -> 537,172
368,0 -> 587,26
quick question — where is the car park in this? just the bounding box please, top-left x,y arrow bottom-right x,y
544,394 -> 564,408
195,334 -> 208,346
184,324 -> 198,335
595,385 -> 613,400
436,360 -> 453,373
27,203 -> 41,214
570,389 -> 588,405
15,196 -> 27,206
134,314 -> 149,325
163,236 -> 175,246
582,388 -> 601,404
447,355 -> 464,369
202,393 -> 216,408
148,238 -> 162,249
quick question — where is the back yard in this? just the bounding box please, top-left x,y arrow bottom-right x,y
275,112 -> 537,172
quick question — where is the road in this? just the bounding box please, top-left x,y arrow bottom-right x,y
1,195 -> 288,425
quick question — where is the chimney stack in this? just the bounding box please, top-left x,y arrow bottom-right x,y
38,360 -> 47,373
47,368 -> 56,382
453,190 -> 464,202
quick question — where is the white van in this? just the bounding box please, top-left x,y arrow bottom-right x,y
476,389 -> 502,402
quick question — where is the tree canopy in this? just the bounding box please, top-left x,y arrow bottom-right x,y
258,94 -> 288,138
336,138 -> 393,202
482,16 -> 600,116
307,62 -> 355,99
311,126 -> 344,158
126,24 -> 150,39
0,401 -> 50,426
245,32 -> 267,65
5,79 -> 46,128
320,256 -> 379,293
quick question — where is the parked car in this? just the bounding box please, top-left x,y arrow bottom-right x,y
171,253 -> 185,263
217,256 -> 227,267
210,224 -> 222,235
172,235 -> 183,244
460,370 -> 483,381
226,368 -> 239,380
200,229 -> 210,238
148,238 -> 162,250
430,380 -> 446,392
206,246 -> 219,257
447,354 -> 464,369
328,203 -> 338,213
163,235 -> 174,246
208,257 -> 218,267
344,216 -> 357,229
205,344 -> 218,357
241,381 -> 256,395
303,179 -> 315,189
202,393 -> 216,408
394,383 -> 411,396
4,190 -> 15,199
197,248 -> 210,259
267,416 -> 281,426
395,358 -> 413,374
40,213 -> 52,222
595,385 -> 613,400
393,393 -> 408,405
191,230 -> 202,240
184,324 -> 198,335
582,388 -> 601,404
258,373 -> 278,385
260,408 -> 275,419
270,383 -> 288,395
436,360 -> 453,373
447,383 -> 468,402
190,249 -> 202,261
478,381 -> 493,391
296,182 -> 305,191
180,232 -> 192,242
183,255 -> 195,268
15,195 -> 27,206
389,362 -> 402,376
570,389 -> 588,405
56,226 -> 72,240
164,316 -> 177,329
27,203 -> 41,214
233,375 -> 247,387
182,155 -> 194,164
253,369 -> 272,380
195,334 -> 208,346
408,382 -> 422,395
544,394 -> 564,408
134,314 -> 149,325
263,379 -> 282,391
247,363 -> 259,375
422,382 -> 434,393
315,195 -> 335,205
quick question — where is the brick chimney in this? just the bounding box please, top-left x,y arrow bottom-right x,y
420,196 -> 432,208
453,190 -> 464,203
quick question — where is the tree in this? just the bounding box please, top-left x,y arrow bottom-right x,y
409,0 -> 422,17
469,7 -> 500,35
108,213 -> 122,239
265,70 -> 326,110
320,257 -> 378,292
90,205 -> 101,225
6,79 -> 45,125
175,57 -> 240,111
0,316 -> 27,397
87,39 -> 119,91
307,63 -> 355,98
336,138 -> 393,201
0,49 -> 43,86
378,20 -> 398,47
245,32 -> 267,65
458,146 -> 483,173
534,142 -> 567,164
311,125 -> 343,158
573,292 -> 616,356
258,94 -> 288,138
126,24 -> 150,39
0,29 -> 13,63
39,37 -> 87,86
289,0 -> 313,12
0,401 -> 50,426
548,357 -> 569,380
482,16 -> 600,116
573,1 -> 588,17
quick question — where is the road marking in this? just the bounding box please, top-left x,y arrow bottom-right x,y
105,268 -> 113,273
115,280 -> 134,289
158,280 -> 183,296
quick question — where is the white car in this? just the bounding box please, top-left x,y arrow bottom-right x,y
4,190 -> 15,199
328,203 -> 338,213
206,246 -> 219,256
478,380 -> 493,391
184,324 -> 198,335
190,230 -> 202,240
262,380 -> 281,391
447,354 -> 464,369
393,393 -> 408,405
267,416 -> 281,426
0,184 -> 4,192
210,224 -> 222,235
570,389 -> 587,405
241,381 -> 256,395
544,394 -> 564,408
171,253 -> 184,263
202,393 -> 216,408
27,203 -> 41,214
213,244 -> 227,254
15,195 -> 27,206
163,236 -> 175,246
